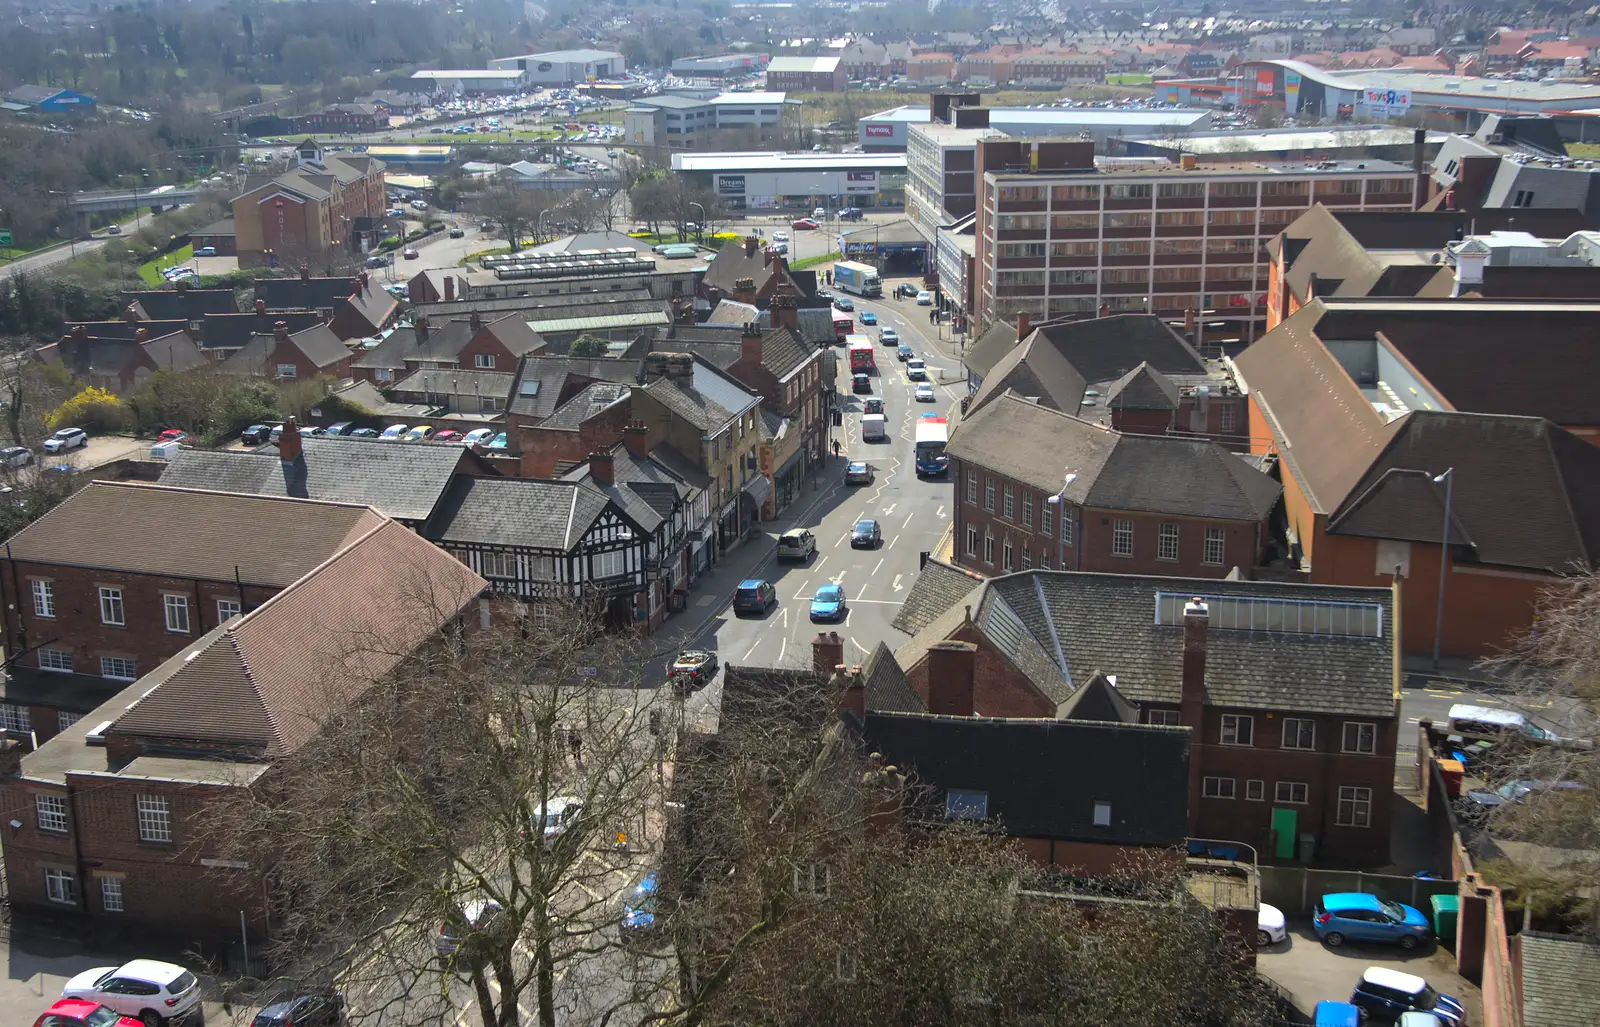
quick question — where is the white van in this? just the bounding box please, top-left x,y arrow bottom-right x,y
861,413 -> 887,441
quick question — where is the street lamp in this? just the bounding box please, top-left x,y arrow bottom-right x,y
689,200 -> 705,245
1431,467 -> 1454,669
1043,472 -> 1079,571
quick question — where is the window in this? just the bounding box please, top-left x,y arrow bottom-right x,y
983,533 -> 995,565
1282,718 -> 1316,750
100,876 -> 124,913
31,579 -> 54,618
1337,786 -> 1373,827
1092,801 -> 1113,827
1052,184 -> 1100,202
1002,541 -> 1013,572
1050,268 -> 1098,286
1220,714 -> 1254,746
1021,547 -> 1032,570
1219,402 -> 1238,433
45,868 -> 76,905
966,525 -> 978,555
1158,182 -> 1205,199
1060,505 -> 1072,546
1202,777 -> 1236,799
1312,179 -> 1361,196
99,587 -> 125,626
1158,523 -> 1179,561
1513,189 -> 1535,208
275,364 -> 298,379
592,549 -> 627,579
1245,779 -> 1265,801
163,595 -> 190,634
217,599 -> 242,622
964,470 -> 977,504
793,863 -> 830,897
1203,527 -> 1226,567
137,795 -> 172,843
1051,213 -> 1098,231
1156,210 -> 1204,228
1102,239 -> 1149,257
1210,181 -> 1257,198
1021,492 -> 1033,528
1146,709 -> 1181,726
1002,486 -> 1013,520
1261,180 -> 1308,198
1108,183 -> 1152,200
35,794 -> 68,833
999,242 -> 1046,259
1276,781 -> 1309,804
474,353 -> 496,368
100,657 -> 137,681
1342,722 -> 1376,754
1154,238 -> 1203,255
1103,211 -> 1151,230
480,550 -> 518,579
946,788 -> 989,820
1052,241 -> 1099,257
1,703 -> 32,732
38,648 -> 72,673
1112,519 -> 1133,557
1041,504 -> 1052,537
1207,209 -> 1257,227
984,478 -> 995,512
374,367 -> 392,382
57,711 -> 80,733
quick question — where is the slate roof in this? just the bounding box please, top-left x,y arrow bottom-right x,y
1328,411 -> 1600,573
891,557 -> 985,636
421,476 -> 613,551
722,640 -> 922,727
1520,932 -> 1600,1027
1104,362 -> 1180,411
353,317 -> 475,371
748,326 -> 814,380
561,442 -> 692,532
6,482 -> 388,586
860,711 -> 1191,846
896,571 -> 1397,718
639,356 -> 760,433
158,438 -> 489,523
256,276 -> 396,334
509,355 -> 644,419
123,289 -> 237,322
225,322 -> 350,374
947,392 -> 1280,522
703,240 -> 787,297
62,318 -> 190,342
390,369 -> 517,402
541,382 -> 632,430
202,311 -> 324,350
963,319 -> 1020,380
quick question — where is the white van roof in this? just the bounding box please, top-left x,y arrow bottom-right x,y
1447,704 -> 1526,727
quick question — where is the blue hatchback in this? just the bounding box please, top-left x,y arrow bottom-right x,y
1314,892 -> 1432,950
859,310 -> 877,325
809,583 -> 847,622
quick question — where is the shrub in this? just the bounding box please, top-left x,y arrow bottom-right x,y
569,334 -> 610,358
46,386 -> 130,433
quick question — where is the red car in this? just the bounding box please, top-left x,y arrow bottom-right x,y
157,429 -> 188,443
433,429 -> 464,442
33,998 -> 143,1027
790,218 -> 820,231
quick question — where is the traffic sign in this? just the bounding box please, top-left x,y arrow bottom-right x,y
0,230 -> 12,246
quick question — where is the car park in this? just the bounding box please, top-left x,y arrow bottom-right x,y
845,461 -> 874,485
380,424 -> 409,440
914,383 -> 936,402
0,445 -> 33,468
62,960 -> 202,1027
349,427 -> 380,438
880,328 -> 898,345
1314,893 -> 1432,949
733,578 -> 777,615
324,422 -> 353,436
809,583 -> 847,622
462,428 -> 495,446
851,519 -> 882,549
858,310 -> 877,325
403,425 -> 434,441
916,291 -> 933,305
776,528 -> 817,562
1349,967 -> 1466,1026
43,427 -> 88,453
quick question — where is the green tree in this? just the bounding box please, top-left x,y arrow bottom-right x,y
569,334 -> 609,358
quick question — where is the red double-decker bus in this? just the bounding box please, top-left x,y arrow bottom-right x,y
847,335 -> 875,372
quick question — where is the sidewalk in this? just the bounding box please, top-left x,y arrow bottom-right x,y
1401,654 -> 1518,690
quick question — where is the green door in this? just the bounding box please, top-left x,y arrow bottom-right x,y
1271,807 -> 1298,859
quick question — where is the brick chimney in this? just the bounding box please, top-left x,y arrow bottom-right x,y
1097,302 -> 1110,319
123,303 -> 140,323
589,448 -> 614,485
71,325 -> 87,340
812,631 -> 844,675
1016,311 -> 1030,342
414,314 -> 429,342
443,275 -> 455,302
740,322 -> 763,366
744,234 -> 760,256
0,737 -> 23,778
254,298 -> 266,315
279,416 -> 303,461
274,320 -> 290,343
926,640 -> 977,717
1180,597 -> 1209,723
134,327 -> 149,343
769,284 -> 799,332
732,276 -> 757,306
469,310 -> 482,331
621,420 -> 650,458
300,264 -> 311,281
643,352 -> 694,380
837,664 -> 865,720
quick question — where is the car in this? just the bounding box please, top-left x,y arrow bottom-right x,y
348,427 -> 380,438
526,796 -> 584,848
670,649 -> 719,689
845,461 -> 874,486
619,872 -> 661,945
462,428 -> 496,446
838,207 -> 865,221
813,207 -> 826,219
437,896 -> 506,964
1458,777 -> 1585,823
906,358 -> 927,380
193,247 -> 217,258
858,310 -> 877,325
488,432 -> 508,449
1349,968 -> 1466,1027
833,296 -> 854,312
862,397 -> 884,415
33,999 -> 143,1027
62,960 -> 203,1027
772,230 -> 789,242
771,241 -> 788,255
776,528 -> 817,563
410,199 -> 429,210
249,990 -> 346,1027
324,422 -> 353,437
733,578 -> 777,616
851,518 -> 882,549
880,327 -> 899,345
1257,903 -> 1287,946
403,426 -> 434,441
852,373 -> 872,394
43,427 -> 88,453
607,149 -> 618,158
914,383 -> 936,402
897,343 -> 913,361
791,218 -> 820,231
380,424 -> 410,440
810,583 -> 848,622
269,424 -> 286,445
434,429 -> 465,442
1313,892 -> 1432,949
448,227 -> 465,238
403,247 -> 419,259
297,426 -> 323,437
0,445 -> 33,469
894,282 -> 918,298
156,429 -> 188,444
106,225 -> 121,236
916,291 -> 933,305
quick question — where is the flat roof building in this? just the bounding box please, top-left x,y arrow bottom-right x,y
409,69 -> 527,95
623,92 -> 790,149
670,53 -> 770,77
489,50 -> 626,85
671,151 -> 906,210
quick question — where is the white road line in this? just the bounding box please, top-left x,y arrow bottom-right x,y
743,639 -> 760,660
902,511 -> 914,528
782,606 -> 790,630
845,598 -> 908,604
888,535 -> 899,549
851,637 -> 872,655
844,609 -> 852,627
778,638 -> 787,663
936,505 -> 946,519
872,558 -> 884,575
815,555 -> 829,572
454,1000 -> 477,1027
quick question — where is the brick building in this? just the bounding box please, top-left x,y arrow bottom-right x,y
232,140 -> 387,269
764,56 -> 845,93
34,326 -> 207,395
946,391 -> 1280,578
255,268 -> 398,342
296,103 -> 387,134
351,311 -> 545,384
892,566 -> 1401,865
223,319 -> 352,380
0,492 -> 484,941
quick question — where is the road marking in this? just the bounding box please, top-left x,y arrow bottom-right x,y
883,502 -> 898,516
454,1000 -> 477,1027
902,511 -> 914,528
782,607 -> 789,630
815,555 -> 829,572
778,638 -> 787,663
937,505 -> 946,519
790,579 -> 809,600
892,574 -> 904,592
743,640 -> 761,660
830,569 -> 846,585
872,558 -> 884,575
851,637 -> 871,656
888,535 -> 899,549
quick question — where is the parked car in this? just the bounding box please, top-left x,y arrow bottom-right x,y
1313,893 -> 1432,949
62,960 -> 202,1027
810,583 -> 847,622
733,578 -> 777,616
436,896 -> 506,964
380,424 -> 410,440
193,247 -> 217,258
461,428 -> 495,446
844,461 -> 874,486
403,425 -> 434,442
1257,903 -> 1287,946
1349,967 -> 1466,1026
914,383 -> 936,402
528,797 -> 583,848
1311,1002 -> 1361,1027
880,327 -> 899,345
833,297 -> 854,312
250,990 -> 346,1027
670,649 -> 719,689
619,872 -> 661,946
324,422 -> 353,437
403,247 -> 419,259
242,424 -> 275,444
43,427 -> 88,453
33,1000 -> 142,1027
851,519 -> 882,549
772,230 -> 789,242
0,446 -> 33,469
813,207 -> 826,219
858,310 -> 877,325
862,397 -> 884,415
916,290 -> 933,305
365,254 -> 391,269
269,424 -> 286,445
434,429 -> 465,442
852,373 -> 872,394
448,227 -> 465,238
488,432 -> 508,449
776,528 -> 817,563
297,426 -> 323,437
349,427 -> 380,438
790,218 -> 820,231
1458,777 -> 1585,823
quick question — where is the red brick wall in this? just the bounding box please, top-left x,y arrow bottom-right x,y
455,332 -> 519,373
902,621 -> 1055,718
517,398 -> 635,477
270,338 -> 351,381
1014,836 -> 1177,875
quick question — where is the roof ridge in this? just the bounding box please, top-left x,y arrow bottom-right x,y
222,628 -> 282,753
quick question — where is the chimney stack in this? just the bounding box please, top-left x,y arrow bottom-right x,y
123,303 -> 140,323
812,631 -> 845,676
1097,302 -> 1110,319
134,327 -> 149,343
254,298 -> 266,315
1180,597 -> 1209,722
279,416 -> 303,462
300,264 -> 311,281
444,275 -> 455,303
588,448 -> 614,486
740,322 -> 763,366
744,235 -> 759,256
469,310 -> 482,330
415,314 -> 429,342
71,325 -> 87,340
732,276 -> 757,306
837,664 -> 866,721
926,640 -> 977,718
621,420 -> 650,458
274,320 -> 290,343
1016,311 -> 1030,342
769,284 -> 799,331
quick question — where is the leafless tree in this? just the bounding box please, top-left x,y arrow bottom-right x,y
1,348 -> 73,447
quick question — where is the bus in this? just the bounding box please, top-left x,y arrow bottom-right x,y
914,416 -> 949,477
831,310 -> 853,342
847,335 -> 875,373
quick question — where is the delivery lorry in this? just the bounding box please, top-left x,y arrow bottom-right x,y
833,261 -> 882,298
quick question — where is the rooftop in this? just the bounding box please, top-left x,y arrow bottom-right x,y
766,56 -> 841,74
671,151 -> 907,173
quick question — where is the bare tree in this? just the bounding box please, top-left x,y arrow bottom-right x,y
1,349 -> 73,447
474,182 -> 548,252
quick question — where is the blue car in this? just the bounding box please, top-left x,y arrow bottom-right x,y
809,583 -> 847,622
858,310 -> 877,325
620,872 -> 659,944
1314,893 -> 1432,950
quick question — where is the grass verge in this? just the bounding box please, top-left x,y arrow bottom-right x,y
789,253 -> 837,271
137,243 -> 193,286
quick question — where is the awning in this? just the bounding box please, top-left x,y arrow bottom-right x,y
740,475 -> 774,510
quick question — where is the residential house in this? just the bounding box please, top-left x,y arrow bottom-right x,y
352,311 -> 545,385
764,56 -> 844,93
189,219 -> 237,257
232,140 -> 387,268
505,354 -> 645,435
198,308 -> 326,359
839,40 -> 890,80
387,369 -> 515,417
255,268 -> 397,342
224,319 -> 352,381
0,489 -> 483,941
947,391 -> 1281,579
121,288 -> 237,329
701,236 -> 797,311
35,326 -> 207,394
518,382 -> 635,477
905,53 -> 957,86
891,566 -> 1400,865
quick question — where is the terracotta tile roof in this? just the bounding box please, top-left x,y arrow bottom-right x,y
109,518 -> 485,757
5,482 -> 387,585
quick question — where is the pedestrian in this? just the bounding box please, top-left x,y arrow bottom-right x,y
832,439 -> 841,459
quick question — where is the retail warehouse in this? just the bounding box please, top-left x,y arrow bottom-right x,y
859,104 -> 1214,151
671,151 -> 907,210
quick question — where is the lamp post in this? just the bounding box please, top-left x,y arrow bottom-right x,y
536,207 -> 551,245
1431,467 -> 1454,669
1043,471 -> 1079,571
689,200 -> 705,245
